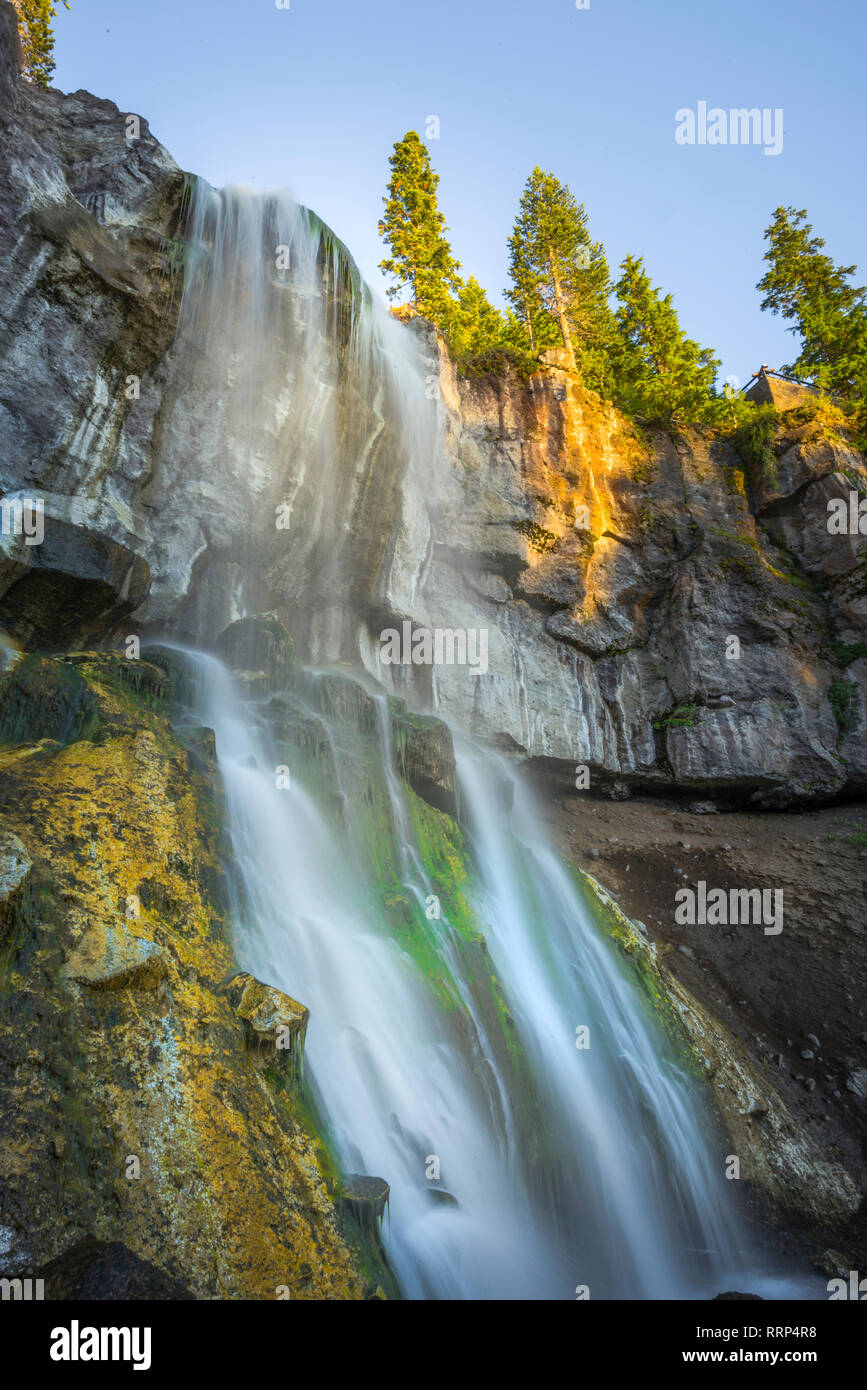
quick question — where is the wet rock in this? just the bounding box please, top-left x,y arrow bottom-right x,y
215,613 -> 295,684
176,724 -> 217,772
426,1187 -> 459,1208
339,1175 -> 390,1235
392,704 -> 457,817
221,971 -> 309,1067
0,654 -> 100,747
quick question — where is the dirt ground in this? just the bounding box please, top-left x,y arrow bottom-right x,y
538,781 -> 867,1264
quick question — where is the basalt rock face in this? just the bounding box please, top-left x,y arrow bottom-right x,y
370,324 -> 867,806
0,1 -> 183,647
1,9 -> 864,805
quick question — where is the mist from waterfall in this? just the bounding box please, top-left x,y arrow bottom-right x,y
166,181 -> 802,1299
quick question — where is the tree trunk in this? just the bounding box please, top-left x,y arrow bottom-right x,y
548,246 -> 576,370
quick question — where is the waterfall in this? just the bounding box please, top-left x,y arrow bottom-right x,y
163,182 -> 802,1298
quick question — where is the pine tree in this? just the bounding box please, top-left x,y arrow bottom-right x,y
444,276 -> 508,361
11,0 -> 67,87
378,131 -> 462,325
613,254 -> 721,424
757,206 -> 867,401
505,168 -> 613,384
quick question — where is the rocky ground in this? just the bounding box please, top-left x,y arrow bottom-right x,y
541,780 -> 867,1268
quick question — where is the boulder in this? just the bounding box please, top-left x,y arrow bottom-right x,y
36,1236 -> 195,1300
392,704 -> 457,817
338,1175 -> 390,1235
61,925 -> 167,992
221,971 -> 309,1068
0,506 -> 150,651
214,613 -> 295,684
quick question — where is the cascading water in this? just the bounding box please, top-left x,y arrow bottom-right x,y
162,180 -> 802,1298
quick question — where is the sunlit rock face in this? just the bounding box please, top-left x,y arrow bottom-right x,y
0,4 -> 864,804
374,325 -> 867,804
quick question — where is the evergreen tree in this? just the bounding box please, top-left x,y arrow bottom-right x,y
11,0 -> 67,87
444,276 -> 508,361
505,167 -> 613,384
757,206 -> 867,401
613,254 -> 721,424
378,131 -> 461,324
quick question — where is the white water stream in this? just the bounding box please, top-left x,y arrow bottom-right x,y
165,181 -> 806,1299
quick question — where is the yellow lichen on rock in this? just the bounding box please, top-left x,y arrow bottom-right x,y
0,652 -> 372,1298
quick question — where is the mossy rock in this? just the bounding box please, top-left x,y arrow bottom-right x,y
215,613 -> 295,683
0,654 -> 101,747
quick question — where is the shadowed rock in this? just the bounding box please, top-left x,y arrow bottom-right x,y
0,510 -> 150,651
36,1236 -> 195,1300
215,613 -> 295,685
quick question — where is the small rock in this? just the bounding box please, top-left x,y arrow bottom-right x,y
586,848 -> 599,861
800,1049 -> 815,1061
689,801 -> 717,814
677,945 -> 695,960
803,1078 -> 816,1093
744,1099 -> 769,1118
805,1034 -> 820,1049
844,1068 -> 867,1099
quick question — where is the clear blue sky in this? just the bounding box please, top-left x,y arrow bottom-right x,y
53,0 -> 866,386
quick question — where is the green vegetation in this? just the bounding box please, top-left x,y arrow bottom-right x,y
653,702 -> 699,730
734,403 -> 779,484
830,640 -> 867,667
505,167 -> 614,391
758,206 -> 867,408
827,818 -> 867,848
10,0 -> 68,87
611,254 -> 721,426
378,130 -> 462,326
828,678 -> 856,732
377,138 -> 867,445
